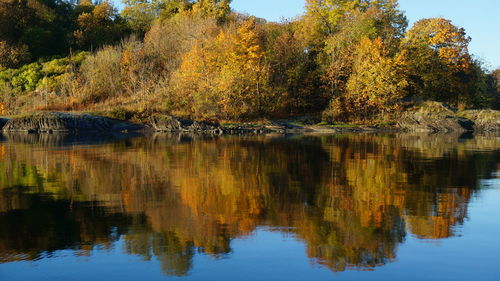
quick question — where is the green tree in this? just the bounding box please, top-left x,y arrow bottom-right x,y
0,0 -> 75,63
301,0 -> 405,46
265,21 -> 326,115
121,0 -> 191,34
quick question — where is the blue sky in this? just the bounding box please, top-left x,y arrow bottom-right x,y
231,0 -> 500,70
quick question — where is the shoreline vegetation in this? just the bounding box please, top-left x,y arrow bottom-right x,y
0,0 -> 499,131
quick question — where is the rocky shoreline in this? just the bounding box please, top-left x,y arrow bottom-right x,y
1,112 -> 146,133
396,102 -> 499,133
0,103 -> 498,135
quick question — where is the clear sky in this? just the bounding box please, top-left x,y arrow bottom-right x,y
231,0 -> 500,70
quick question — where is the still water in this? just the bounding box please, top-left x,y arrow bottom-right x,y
0,133 -> 498,281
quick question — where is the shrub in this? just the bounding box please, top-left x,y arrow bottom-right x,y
76,46 -> 123,103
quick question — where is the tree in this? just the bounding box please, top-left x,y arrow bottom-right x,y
220,18 -> 269,118
73,1 -> 128,50
400,18 -> 477,107
301,0 -> 406,47
121,0 -> 191,34
492,69 -> 500,93
299,0 -> 407,117
171,18 -> 269,120
493,69 -> 500,109
0,0 -> 75,62
191,0 -> 231,23
265,21 -> 326,115
343,37 -> 407,118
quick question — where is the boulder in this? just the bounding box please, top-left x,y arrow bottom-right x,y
150,115 -> 222,133
397,102 -> 474,133
2,112 -> 145,133
458,110 -> 500,132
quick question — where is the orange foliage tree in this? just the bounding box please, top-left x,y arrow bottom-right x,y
171,18 -> 270,120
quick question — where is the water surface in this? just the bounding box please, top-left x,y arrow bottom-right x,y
0,133 -> 499,281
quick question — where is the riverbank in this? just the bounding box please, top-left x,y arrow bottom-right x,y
0,102 -> 498,135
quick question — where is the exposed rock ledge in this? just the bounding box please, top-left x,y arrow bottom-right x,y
397,102 -> 499,133
150,115 -> 223,133
459,110 -> 500,132
150,115 -> 304,134
1,106 -> 497,135
2,112 -> 145,133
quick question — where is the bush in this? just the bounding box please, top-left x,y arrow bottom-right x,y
76,46 -> 123,103
11,63 -> 43,92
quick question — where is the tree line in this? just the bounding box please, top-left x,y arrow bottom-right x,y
0,0 -> 498,121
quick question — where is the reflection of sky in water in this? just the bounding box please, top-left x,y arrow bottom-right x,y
1,186 -> 499,281
1,186 -> 500,281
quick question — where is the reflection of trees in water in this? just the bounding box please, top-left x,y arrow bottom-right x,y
0,133 -> 498,275
0,189 -> 133,263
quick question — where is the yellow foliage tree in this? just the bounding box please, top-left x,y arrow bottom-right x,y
400,18 -> 475,107
191,0 -> 231,22
341,37 -> 407,120
171,18 -> 269,120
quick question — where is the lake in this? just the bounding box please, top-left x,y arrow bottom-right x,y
0,133 -> 498,281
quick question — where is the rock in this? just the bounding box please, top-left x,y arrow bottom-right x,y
3,112 -> 146,133
150,115 -> 185,131
397,102 -> 474,133
188,120 -> 222,133
150,115 -> 221,133
458,110 -> 500,132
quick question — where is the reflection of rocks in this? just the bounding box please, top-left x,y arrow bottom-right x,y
1,131 -> 145,146
397,102 -> 474,133
3,112 -> 146,133
396,132 -> 500,159
459,110 -> 500,132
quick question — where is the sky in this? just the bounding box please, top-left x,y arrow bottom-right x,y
231,0 -> 500,70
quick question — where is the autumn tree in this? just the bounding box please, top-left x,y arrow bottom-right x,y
320,7 -> 404,99
191,0 -> 231,23
301,0 -> 362,46
342,37 -> 407,119
220,19 -> 269,118
121,0 -> 191,34
400,18 -> 479,107
171,18 -> 269,120
265,21 -> 327,115
301,0 -> 405,47
73,1 -> 129,50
